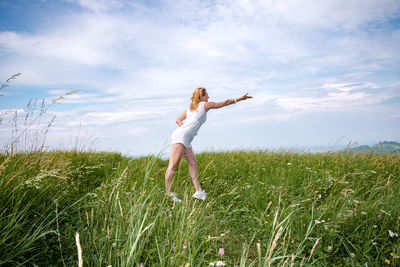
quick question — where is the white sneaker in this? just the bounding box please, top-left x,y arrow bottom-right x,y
192,190 -> 207,200
169,192 -> 182,203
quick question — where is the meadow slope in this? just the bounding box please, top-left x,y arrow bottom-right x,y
0,150 -> 399,266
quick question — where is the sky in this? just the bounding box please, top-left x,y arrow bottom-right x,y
0,0 -> 399,157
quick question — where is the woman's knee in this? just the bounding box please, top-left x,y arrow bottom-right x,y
167,163 -> 177,173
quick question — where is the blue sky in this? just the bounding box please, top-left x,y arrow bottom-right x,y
1,0 -> 399,156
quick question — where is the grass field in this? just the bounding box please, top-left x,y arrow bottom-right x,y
0,149 -> 399,266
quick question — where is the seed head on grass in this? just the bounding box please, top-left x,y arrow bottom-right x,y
267,226 -> 284,262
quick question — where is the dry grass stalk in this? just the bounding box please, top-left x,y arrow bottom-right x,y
290,253 -> 295,267
300,256 -> 306,266
267,226 -> 284,262
75,232 -> 83,267
308,237 -> 321,261
118,199 -> 124,217
385,174 -> 392,188
3,172 -> 21,189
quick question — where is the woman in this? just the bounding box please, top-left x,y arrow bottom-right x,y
165,87 -> 252,202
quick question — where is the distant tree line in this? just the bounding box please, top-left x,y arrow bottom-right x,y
352,141 -> 400,153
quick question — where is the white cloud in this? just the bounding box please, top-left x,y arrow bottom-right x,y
275,86 -> 391,112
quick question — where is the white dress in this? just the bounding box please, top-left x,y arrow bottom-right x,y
171,102 -> 207,148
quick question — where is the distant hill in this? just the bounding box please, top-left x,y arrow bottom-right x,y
352,141 -> 400,153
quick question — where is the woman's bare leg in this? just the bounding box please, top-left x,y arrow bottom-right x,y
183,148 -> 203,192
165,143 -> 185,195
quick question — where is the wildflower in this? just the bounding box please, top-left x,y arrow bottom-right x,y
373,225 -> 378,228
257,242 -> 261,248
183,244 -> 187,249
172,245 -> 176,252
390,252 -> 398,257
219,248 -> 225,256
388,230 -> 398,237
216,261 -> 226,266
361,212 -> 367,215
371,240 -> 377,246
185,263 -> 189,267
112,243 -> 116,247
328,246 -> 332,251
314,220 -> 321,224
287,163 -> 292,165
209,263 -> 215,266
139,264 -> 144,267
282,177 -> 285,180
220,233 -> 225,237
351,253 -> 355,258
385,259 -> 390,264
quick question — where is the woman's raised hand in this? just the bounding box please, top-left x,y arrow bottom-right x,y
240,93 -> 253,101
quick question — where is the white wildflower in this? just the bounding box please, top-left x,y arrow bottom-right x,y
314,220 -> 321,224
328,246 -> 332,251
209,263 -> 215,266
371,240 -> 377,246
388,230 -> 398,237
216,261 -> 226,266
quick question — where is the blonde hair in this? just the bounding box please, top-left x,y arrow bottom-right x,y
189,87 -> 206,112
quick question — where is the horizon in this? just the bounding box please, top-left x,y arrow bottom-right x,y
1,0 -> 399,156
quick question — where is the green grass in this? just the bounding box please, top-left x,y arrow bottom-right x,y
0,150 -> 399,266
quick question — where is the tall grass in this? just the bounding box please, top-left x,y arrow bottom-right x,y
0,149 -> 399,266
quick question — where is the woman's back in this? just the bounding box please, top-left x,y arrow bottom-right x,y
185,102 -> 207,125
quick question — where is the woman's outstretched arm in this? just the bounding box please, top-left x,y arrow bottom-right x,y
204,93 -> 252,111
